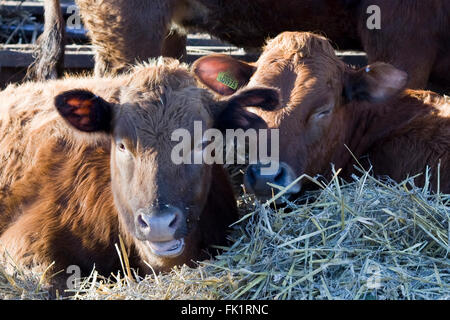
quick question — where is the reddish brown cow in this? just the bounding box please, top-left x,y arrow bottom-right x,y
31,0 -> 450,92
193,32 -> 450,199
0,58 -> 279,292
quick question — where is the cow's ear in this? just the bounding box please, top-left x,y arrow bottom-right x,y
55,90 -> 113,133
344,63 -> 408,102
193,54 -> 256,96
212,87 -> 280,131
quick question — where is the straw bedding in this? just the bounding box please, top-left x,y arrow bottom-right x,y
1,0 -> 448,301
1,166 -> 448,300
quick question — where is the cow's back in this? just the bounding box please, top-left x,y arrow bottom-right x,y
367,92 -> 450,193
177,0 -> 360,50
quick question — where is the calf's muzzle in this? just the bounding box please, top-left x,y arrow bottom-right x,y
244,162 -> 301,201
134,205 -> 187,257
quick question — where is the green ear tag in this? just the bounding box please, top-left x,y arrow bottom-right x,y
216,71 -> 239,90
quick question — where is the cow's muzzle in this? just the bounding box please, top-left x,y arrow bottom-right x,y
244,162 -> 301,202
135,205 -> 187,258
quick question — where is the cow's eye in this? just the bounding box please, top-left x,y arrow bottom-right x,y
314,102 -> 334,120
316,109 -> 331,118
117,142 -> 127,152
194,140 -> 210,151
201,140 -> 211,150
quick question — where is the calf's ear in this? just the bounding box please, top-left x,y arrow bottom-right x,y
55,90 -> 113,133
213,86 -> 280,131
344,62 -> 408,102
193,54 -> 256,96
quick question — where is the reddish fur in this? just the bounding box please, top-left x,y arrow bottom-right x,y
329,91 -> 450,192
34,0 -> 450,92
0,61 -> 240,293
194,32 -> 450,193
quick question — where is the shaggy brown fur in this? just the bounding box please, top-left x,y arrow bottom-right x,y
0,58 -> 279,293
194,32 -> 450,196
32,0 -> 450,92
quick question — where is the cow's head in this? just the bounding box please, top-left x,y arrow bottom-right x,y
193,32 -> 407,200
53,59 -> 279,267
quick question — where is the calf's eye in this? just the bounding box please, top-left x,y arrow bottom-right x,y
315,109 -> 331,119
117,142 -> 126,152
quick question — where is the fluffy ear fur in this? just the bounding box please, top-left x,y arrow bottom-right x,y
212,86 -> 280,131
344,62 -> 408,102
193,54 -> 256,96
55,90 -> 113,133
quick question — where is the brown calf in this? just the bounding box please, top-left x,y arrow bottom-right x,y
30,0 -> 450,92
193,32 -> 450,199
0,58 -> 279,291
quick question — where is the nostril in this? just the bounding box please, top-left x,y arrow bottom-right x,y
273,167 -> 286,184
137,214 -> 149,229
246,165 -> 259,185
168,213 -> 178,229
250,165 -> 259,176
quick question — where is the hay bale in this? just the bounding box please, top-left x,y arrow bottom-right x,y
1,166 -> 449,300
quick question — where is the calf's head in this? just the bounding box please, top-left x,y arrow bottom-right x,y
194,32 -> 407,200
54,60 -> 279,266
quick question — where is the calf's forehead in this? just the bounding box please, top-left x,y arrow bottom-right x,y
257,32 -> 345,82
113,86 -> 213,149
251,51 -> 345,115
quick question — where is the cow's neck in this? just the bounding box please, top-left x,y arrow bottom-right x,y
198,164 -> 238,248
339,91 -> 438,178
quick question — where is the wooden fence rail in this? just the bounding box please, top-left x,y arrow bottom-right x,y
0,1 -> 368,87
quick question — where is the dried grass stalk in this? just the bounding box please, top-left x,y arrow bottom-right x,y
1,166 -> 448,300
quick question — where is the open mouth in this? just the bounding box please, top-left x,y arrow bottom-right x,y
148,238 -> 185,258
